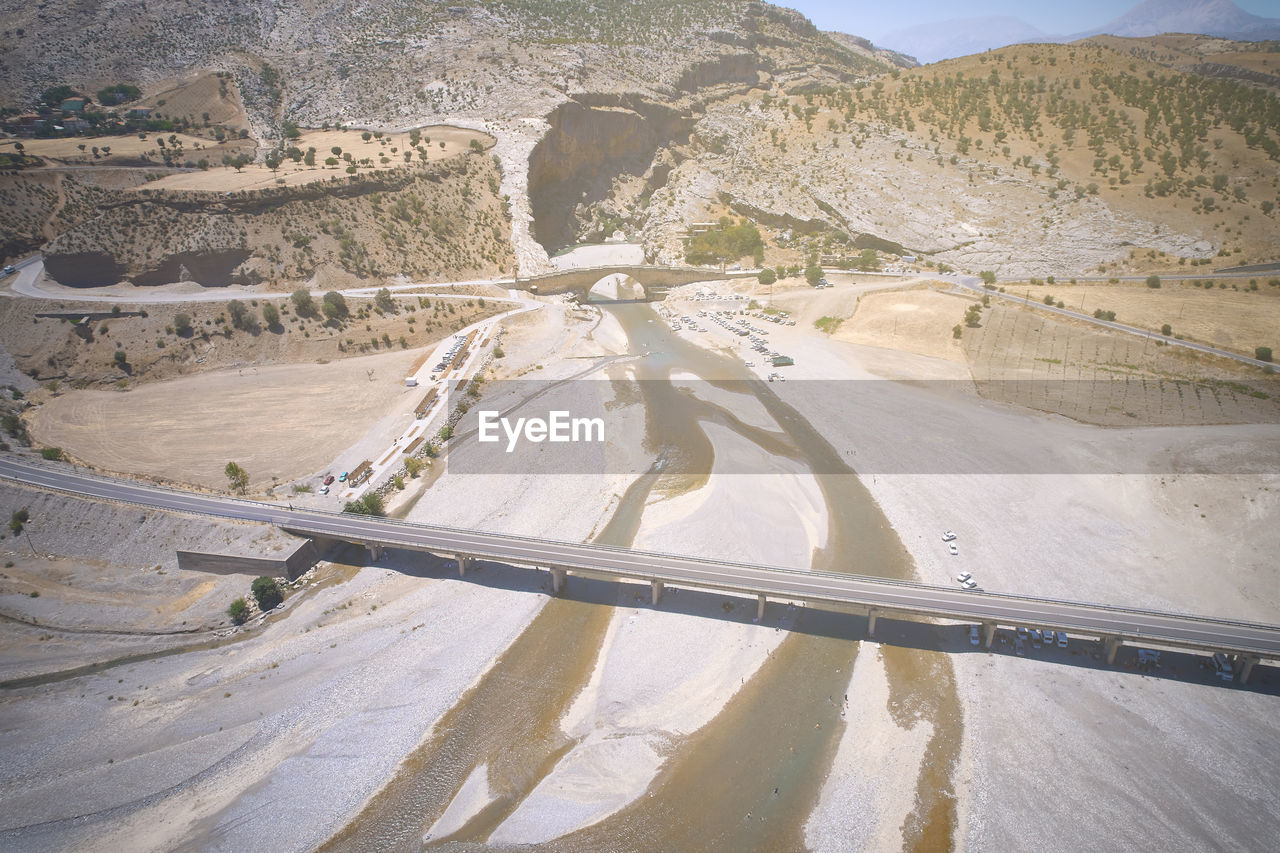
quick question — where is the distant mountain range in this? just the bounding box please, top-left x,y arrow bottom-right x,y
879,0 -> 1280,64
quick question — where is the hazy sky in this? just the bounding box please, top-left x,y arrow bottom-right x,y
786,0 -> 1280,42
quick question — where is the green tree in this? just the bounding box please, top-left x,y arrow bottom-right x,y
291,288 -> 317,317
374,288 -> 395,312
322,291 -> 349,321
979,270 -> 997,286
405,457 -> 425,477
224,461 -> 249,494
805,264 -> 823,286
264,149 -> 282,172
758,268 -> 777,286
1161,324 -> 1172,336
1257,347 -> 1273,363
303,147 -> 316,166
228,597 -> 249,625
261,301 -> 280,329
173,312 -> 193,336
227,299 -> 252,331
9,508 -> 29,535
251,576 -> 283,610
856,249 -> 880,271
343,494 -> 385,516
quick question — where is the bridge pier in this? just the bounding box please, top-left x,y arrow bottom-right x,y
456,555 -> 475,577
365,543 -> 384,562
551,568 -> 566,595
651,580 -> 664,606
1240,655 -> 1258,684
867,609 -> 877,638
1105,636 -> 1122,665
757,594 -> 766,621
982,622 -> 997,649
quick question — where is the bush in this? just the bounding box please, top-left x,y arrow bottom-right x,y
952,324 -> 963,339
224,461 -> 249,494
343,494 -> 385,516
228,597 -> 249,625
39,447 -> 64,461
291,288 -> 316,317
1161,324 -> 1172,336
251,576 -> 283,611
173,312 -> 193,336
1146,275 -> 1161,289
261,302 -> 280,329
758,268 -> 777,286
9,508 -> 29,535
1257,347 -> 1273,363
322,291 -> 349,321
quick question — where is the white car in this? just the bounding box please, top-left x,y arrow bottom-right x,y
961,579 -> 978,589
956,571 -> 972,583
947,543 -> 959,556
941,530 -> 957,541
319,485 -> 329,495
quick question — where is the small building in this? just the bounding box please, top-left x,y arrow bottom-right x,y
127,107 -> 153,119
59,97 -> 88,113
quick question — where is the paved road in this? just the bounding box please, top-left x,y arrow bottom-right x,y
3,457 -> 1277,661
946,273 -> 1275,369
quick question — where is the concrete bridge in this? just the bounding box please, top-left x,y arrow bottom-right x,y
3,458 -> 1277,684
510,263 -> 757,302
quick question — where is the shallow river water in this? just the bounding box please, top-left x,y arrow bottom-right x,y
325,301 -> 963,852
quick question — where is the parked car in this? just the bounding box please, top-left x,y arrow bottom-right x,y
1016,626 -> 1028,639
2,265 -> 15,276
947,543 -> 959,556
961,579 -> 978,589
956,571 -> 972,582
969,625 -> 980,646
941,530 -> 957,541
323,475 -> 335,485
319,486 -> 329,495
1057,631 -> 1068,649
1043,630 -> 1055,645
339,472 -> 348,482
1014,637 -> 1026,656
1031,629 -> 1043,647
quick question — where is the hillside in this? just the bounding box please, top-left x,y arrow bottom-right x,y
634,40 -> 1280,276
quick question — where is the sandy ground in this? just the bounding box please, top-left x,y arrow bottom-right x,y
28,349 -> 418,491
138,126 -> 490,193
3,269 -> 1278,850
551,243 -> 645,270
833,286 -> 969,363
711,280 -> 1280,849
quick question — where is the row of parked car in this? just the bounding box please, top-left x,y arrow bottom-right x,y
432,334 -> 468,373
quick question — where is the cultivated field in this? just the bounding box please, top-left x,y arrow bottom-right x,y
964,303 -> 1280,426
28,349 -> 418,490
1001,279 -> 1280,356
140,126 -> 492,193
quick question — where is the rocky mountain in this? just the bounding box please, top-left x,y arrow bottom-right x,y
1,1 -> 1277,284
878,16 -> 1049,65
877,0 -> 1280,63
1082,0 -> 1280,40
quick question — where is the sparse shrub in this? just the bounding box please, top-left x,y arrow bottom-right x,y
1257,347 -> 1273,363
251,576 -> 283,611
